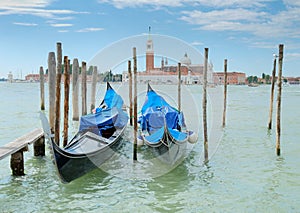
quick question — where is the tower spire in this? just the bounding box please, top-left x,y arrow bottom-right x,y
148,26 -> 151,40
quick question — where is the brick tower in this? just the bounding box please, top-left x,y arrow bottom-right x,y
146,27 -> 154,73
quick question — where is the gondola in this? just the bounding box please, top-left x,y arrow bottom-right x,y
40,82 -> 128,183
138,84 -> 197,165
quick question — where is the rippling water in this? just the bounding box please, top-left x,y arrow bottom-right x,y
0,82 -> 299,212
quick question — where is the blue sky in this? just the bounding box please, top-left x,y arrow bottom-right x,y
0,0 -> 300,78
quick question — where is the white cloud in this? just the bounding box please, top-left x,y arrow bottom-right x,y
97,0 -> 272,8
283,0 -> 300,7
0,1 -> 89,19
97,0 -> 183,9
286,53 -> 300,61
50,23 -> 73,27
0,0 -> 52,8
249,41 -> 278,49
51,16 -> 74,21
77,28 -> 104,32
191,41 -> 204,46
58,30 -> 69,33
13,22 -> 38,26
0,7 -> 88,18
179,5 -> 300,39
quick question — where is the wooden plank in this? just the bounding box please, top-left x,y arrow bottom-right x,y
0,128 -> 44,160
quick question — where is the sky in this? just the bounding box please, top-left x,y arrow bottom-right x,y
0,0 -> 300,78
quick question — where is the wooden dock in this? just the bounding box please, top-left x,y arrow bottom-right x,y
0,128 -> 45,175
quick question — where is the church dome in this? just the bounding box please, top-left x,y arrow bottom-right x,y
180,53 -> 191,66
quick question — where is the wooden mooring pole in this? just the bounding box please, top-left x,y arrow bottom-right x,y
82,61 -> 87,116
203,48 -> 209,163
178,62 -> 181,112
39,66 -> 45,111
276,44 -> 284,156
63,57 -> 70,147
48,52 -> 56,133
268,55 -> 277,130
10,147 -> 27,176
72,58 -> 79,121
222,59 -> 228,127
54,42 -> 62,145
33,135 -> 45,157
90,66 -> 98,113
128,60 -> 133,126
133,47 -> 138,161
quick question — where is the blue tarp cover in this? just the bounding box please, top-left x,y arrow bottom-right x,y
144,127 -> 187,145
144,126 -> 165,144
102,86 -> 124,109
79,84 -> 128,135
139,88 -> 186,138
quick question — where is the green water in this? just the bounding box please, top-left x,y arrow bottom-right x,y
0,82 -> 299,212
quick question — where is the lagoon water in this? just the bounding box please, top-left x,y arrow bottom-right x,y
0,82 -> 299,212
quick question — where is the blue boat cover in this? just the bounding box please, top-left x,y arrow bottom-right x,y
79,83 -> 128,135
144,126 -> 165,144
102,85 -> 124,109
139,87 -> 186,138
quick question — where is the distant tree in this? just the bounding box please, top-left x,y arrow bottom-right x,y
262,73 -> 266,79
253,76 -> 258,83
283,78 -> 288,83
87,66 -> 93,75
109,70 -> 113,82
247,76 -> 253,83
265,74 -> 271,84
69,64 -> 73,74
102,71 -> 110,82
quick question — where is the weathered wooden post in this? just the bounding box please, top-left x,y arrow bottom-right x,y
178,62 -> 181,112
90,66 -> 98,112
133,47 -> 138,161
81,61 -> 87,116
72,58 -> 79,121
222,59 -> 228,127
203,48 -> 209,162
37,65 -> 46,155
268,55 -> 277,130
63,57 -> 70,147
276,44 -> 284,156
10,147 -> 27,176
54,42 -> 62,145
128,60 -> 133,126
48,52 -> 56,133
39,66 -> 45,110
33,136 -> 45,156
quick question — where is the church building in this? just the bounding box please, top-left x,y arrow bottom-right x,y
122,30 -> 213,84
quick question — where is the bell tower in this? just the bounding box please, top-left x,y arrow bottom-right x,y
146,26 -> 154,73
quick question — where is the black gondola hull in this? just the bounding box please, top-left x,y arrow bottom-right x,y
142,126 -> 188,165
49,127 -> 125,183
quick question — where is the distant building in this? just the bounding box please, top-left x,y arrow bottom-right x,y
213,72 -> 246,85
285,77 -> 300,84
8,72 -> 13,83
122,31 -> 213,84
25,74 -> 40,82
25,73 -> 96,83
